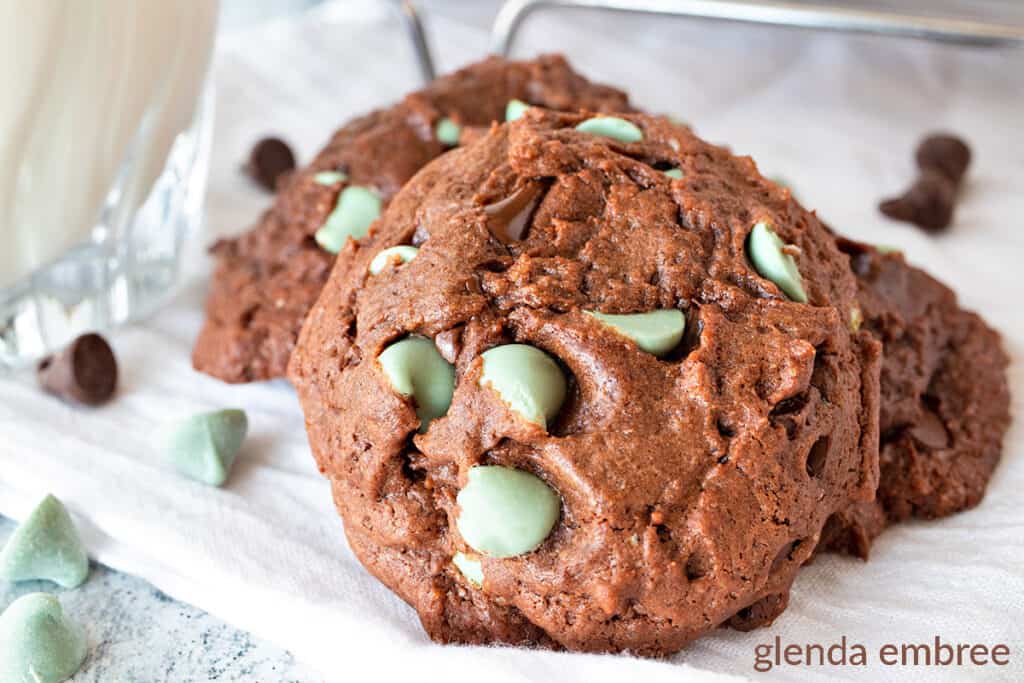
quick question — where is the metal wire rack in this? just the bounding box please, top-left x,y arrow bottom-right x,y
490,0 -> 1024,56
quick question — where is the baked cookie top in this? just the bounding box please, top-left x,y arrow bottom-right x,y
290,110 -> 882,654
193,55 -> 631,382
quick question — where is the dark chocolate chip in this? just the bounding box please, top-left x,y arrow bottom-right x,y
878,196 -> 915,223
915,134 -> 971,184
37,333 -> 118,406
879,170 -> 956,232
909,407 -> 950,450
245,137 -> 296,192
483,181 -> 544,243
833,237 -> 879,277
880,132 -> 970,232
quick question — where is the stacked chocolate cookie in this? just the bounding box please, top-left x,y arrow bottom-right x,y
193,56 -> 630,383
193,56 -> 1009,654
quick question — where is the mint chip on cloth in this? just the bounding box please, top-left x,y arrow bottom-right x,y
0,593 -> 88,683
165,409 -> 249,487
0,494 -> 88,589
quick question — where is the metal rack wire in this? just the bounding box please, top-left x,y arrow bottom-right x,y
490,0 -> 1024,56
399,1 -> 1022,84
394,0 -> 436,82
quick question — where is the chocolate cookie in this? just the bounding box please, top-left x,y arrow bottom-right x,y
193,55 -> 631,382
289,111 -> 881,654
822,241 -> 1010,557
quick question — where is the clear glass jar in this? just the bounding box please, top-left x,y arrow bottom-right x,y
0,2 -> 218,369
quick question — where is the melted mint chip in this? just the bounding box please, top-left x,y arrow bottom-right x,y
746,221 -> 808,303
505,99 -> 529,122
575,116 -> 644,143
456,466 -> 560,558
479,344 -> 566,430
452,552 -> 484,586
369,246 -> 419,275
314,186 -> 382,254
378,337 -> 455,432
435,117 -> 461,146
587,309 -> 685,357
313,171 -> 347,186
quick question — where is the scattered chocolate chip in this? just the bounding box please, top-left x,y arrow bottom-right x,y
245,137 -> 296,192
879,132 -> 970,232
915,134 -> 971,184
879,170 -> 956,232
37,333 -> 118,406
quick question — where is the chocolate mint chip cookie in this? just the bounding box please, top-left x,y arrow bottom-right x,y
196,52 -> 1010,645
193,55 -> 631,382
289,110 -> 881,654
821,240 -> 1010,557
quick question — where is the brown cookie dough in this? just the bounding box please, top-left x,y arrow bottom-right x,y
289,110 -> 881,654
193,55 -> 631,382
822,241 -> 1010,557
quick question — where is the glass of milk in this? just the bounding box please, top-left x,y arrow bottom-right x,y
0,1 -> 218,367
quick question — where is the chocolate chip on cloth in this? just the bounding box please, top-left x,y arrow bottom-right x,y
878,170 -> 957,231
193,55 -> 632,383
821,240 -> 1010,558
37,333 -> 118,406
288,110 -> 882,654
245,136 -> 296,192
915,134 -> 971,184
879,133 -> 971,232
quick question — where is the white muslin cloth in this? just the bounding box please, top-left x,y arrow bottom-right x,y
1,2 -> 1022,680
